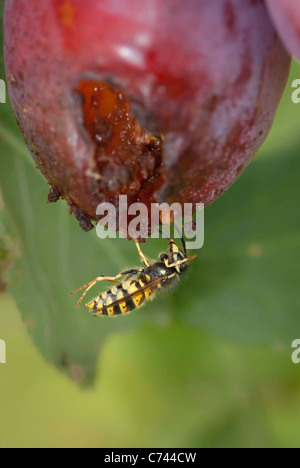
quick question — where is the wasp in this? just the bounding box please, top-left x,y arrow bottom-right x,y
71,236 -> 196,316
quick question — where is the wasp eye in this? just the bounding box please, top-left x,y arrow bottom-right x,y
160,253 -> 168,262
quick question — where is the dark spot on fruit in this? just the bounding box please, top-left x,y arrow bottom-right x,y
206,94 -> 219,114
68,200 -> 94,231
224,1 -> 236,32
17,71 -> 24,81
47,185 -> 61,203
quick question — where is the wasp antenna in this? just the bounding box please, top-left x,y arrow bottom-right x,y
158,227 -> 170,241
186,254 -> 197,261
173,222 -> 187,256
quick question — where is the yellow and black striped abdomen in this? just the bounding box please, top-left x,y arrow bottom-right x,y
86,277 -> 156,316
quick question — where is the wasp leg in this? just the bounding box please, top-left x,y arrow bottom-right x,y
100,275 -> 118,285
134,239 -> 151,268
164,254 -> 197,269
73,280 -> 99,308
99,270 -> 144,284
72,269 -> 142,308
71,275 -> 116,295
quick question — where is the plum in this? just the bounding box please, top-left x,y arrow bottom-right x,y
265,0 -> 300,61
4,0 -> 291,231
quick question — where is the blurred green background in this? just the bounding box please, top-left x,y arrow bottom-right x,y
1,1 -> 300,446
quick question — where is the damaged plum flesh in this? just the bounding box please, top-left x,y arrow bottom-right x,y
4,0 -> 291,231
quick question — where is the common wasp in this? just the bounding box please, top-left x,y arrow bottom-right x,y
72,236 -> 196,316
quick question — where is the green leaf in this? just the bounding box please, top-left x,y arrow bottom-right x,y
1,0 -> 300,384
0,2 -> 172,383
175,58 -> 300,343
174,138 -> 300,343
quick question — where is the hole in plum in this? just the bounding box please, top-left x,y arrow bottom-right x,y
76,80 -> 165,209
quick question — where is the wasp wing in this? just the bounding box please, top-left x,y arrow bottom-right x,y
94,277 -> 163,313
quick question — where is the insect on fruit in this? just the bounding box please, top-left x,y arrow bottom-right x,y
71,238 -> 196,316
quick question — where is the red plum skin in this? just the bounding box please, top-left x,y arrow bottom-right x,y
266,0 -> 300,61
